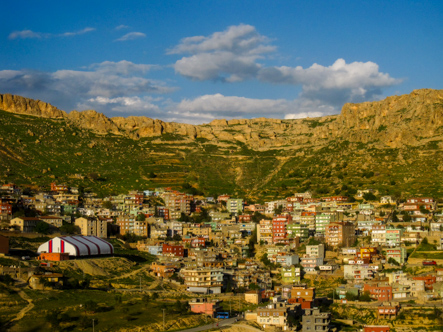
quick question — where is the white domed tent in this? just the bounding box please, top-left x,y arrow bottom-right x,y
37,236 -> 114,257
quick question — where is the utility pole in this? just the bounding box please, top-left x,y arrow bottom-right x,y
140,275 -> 142,292
162,308 -> 166,331
92,318 -> 95,332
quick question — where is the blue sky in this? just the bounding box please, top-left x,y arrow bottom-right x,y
0,0 -> 442,124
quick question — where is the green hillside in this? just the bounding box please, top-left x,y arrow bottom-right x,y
1,107 -> 443,201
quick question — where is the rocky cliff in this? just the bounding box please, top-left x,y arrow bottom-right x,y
1,89 -> 442,150
0,94 -> 67,118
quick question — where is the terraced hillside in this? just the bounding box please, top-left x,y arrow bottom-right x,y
0,89 -> 442,200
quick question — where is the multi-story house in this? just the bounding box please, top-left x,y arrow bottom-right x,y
163,191 -> 193,218
300,256 -> 323,273
325,222 -> 356,247
300,212 -> 316,231
257,302 -> 292,330
363,283 -> 393,301
386,226 -> 403,247
357,219 -> 379,236
287,222 -> 309,240
281,265 -> 302,284
306,244 -> 325,259
371,224 -> 386,245
10,217 -> 40,233
50,182 -> 68,192
238,214 -> 252,222
181,268 -> 224,294
162,243 -> 187,257
0,203 -> 12,215
265,200 -> 287,214
386,247 -> 407,264
226,198 -> 243,215
257,219 -> 273,244
74,217 -> 107,238
182,223 -> 212,239
344,264 -> 376,280
272,215 -> 292,244
315,213 -> 336,236
40,216 -> 63,228
302,308 -> 330,332
166,221 -> 183,237
116,215 -> 149,237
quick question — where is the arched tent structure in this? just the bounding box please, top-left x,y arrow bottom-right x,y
37,236 -> 114,257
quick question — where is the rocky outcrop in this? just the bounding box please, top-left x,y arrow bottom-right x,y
68,110 -> 121,135
0,94 -> 66,118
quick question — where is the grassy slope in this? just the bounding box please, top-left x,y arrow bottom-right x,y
1,109 -> 443,200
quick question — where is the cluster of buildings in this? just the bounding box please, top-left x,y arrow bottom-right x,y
1,182 -> 443,330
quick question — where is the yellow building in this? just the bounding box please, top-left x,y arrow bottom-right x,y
74,217 -> 107,238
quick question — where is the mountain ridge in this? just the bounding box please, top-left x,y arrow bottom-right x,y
1,89 -> 442,150
0,89 -> 442,199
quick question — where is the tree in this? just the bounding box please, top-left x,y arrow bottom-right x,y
420,205 -> 430,214
45,309 -> 62,329
60,222 -> 80,235
388,257 -> 400,266
345,291 -> 358,301
136,213 -> 146,221
249,282 -> 260,290
402,214 -> 412,222
359,291 -> 372,302
84,300 -> 99,313
363,192 -> 377,201
102,200 -> 113,209
35,221 -> 51,235
172,234 -> 182,241
274,205 -> 283,215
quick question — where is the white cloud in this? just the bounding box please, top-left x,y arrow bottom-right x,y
170,25 -> 401,108
59,27 -> 95,37
115,32 -> 146,42
0,61 -> 175,113
170,24 -> 274,82
8,27 -> 95,40
169,24 -> 274,54
89,60 -> 158,75
173,94 -> 335,122
8,30 -> 41,40
78,96 -> 161,114
115,25 -> 129,30
258,58 -> 400,93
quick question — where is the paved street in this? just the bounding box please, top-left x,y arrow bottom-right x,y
177,317 -> 238,332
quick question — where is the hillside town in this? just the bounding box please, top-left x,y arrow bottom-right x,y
1,182 -> 443,331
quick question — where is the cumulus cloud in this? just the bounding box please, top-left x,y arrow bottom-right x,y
77,96 -> 162,115
170,24 -> 274,82
170,24 -> 401,110
172,94 -> 335,121
258,58 -> 401,105
115,32 -> 146,42
0,61 -> 174,113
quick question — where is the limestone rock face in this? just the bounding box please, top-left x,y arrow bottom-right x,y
1,89 -> 442,149
68,110 -> 120,134
0,94 -> 66,118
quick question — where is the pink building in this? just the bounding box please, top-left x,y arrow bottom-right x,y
189,298 -> 221,316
